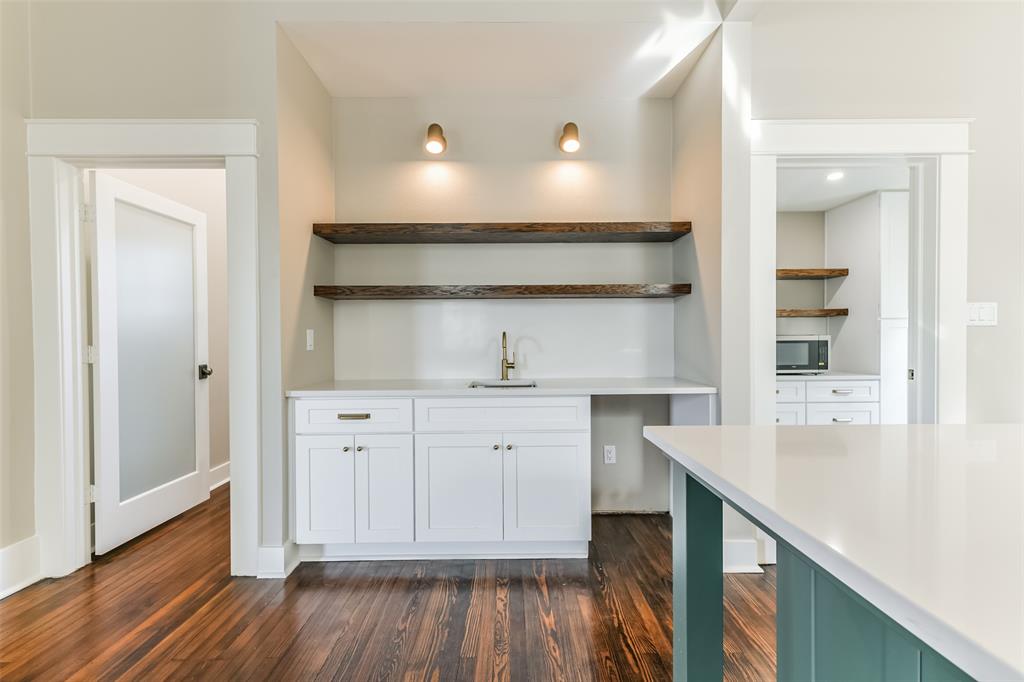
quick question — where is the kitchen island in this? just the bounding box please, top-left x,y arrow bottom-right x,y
643,424 -> 1023,681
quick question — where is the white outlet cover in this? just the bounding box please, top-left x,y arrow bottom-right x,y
603,445 -> 616,464
967,302 -> 998,326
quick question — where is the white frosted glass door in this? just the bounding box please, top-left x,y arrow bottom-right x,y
92,173 -> 210,554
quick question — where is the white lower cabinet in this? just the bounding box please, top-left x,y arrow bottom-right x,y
776,379 -> 881,426
292,396 -> 591,558
775,404 -> 806,425
295,435 -> 356,544
355,434 -> 414,543
414,432 -> 505,542
502,431 -> 590,542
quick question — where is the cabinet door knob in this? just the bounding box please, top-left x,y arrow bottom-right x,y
506,444 -> 513,450
342,446 -> 350,452
356,445 -> 365,452
493,444 -> 500,450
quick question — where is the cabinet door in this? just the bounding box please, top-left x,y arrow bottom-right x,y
415,433 -> 504,542
354,434 -> 414,543
295,435 -> 355,544
502,431 -> 590,542
776,404 -> 806,425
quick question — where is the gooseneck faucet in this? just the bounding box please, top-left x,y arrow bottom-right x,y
501,331 -> 516,381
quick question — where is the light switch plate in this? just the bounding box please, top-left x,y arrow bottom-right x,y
306,328 -> 315,350
967,302 -> 998,326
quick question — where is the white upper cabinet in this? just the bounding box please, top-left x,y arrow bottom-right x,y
502,431 -> 591,542
414,432 -> 505,542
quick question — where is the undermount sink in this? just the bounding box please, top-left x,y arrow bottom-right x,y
468,379 -> 538,389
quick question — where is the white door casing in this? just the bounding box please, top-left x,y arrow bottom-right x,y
91,173 -> 210,554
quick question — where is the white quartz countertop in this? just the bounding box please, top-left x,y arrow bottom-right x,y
643,424 -> 1024,681
287,377 -> 717,398
775,371 -> 880,381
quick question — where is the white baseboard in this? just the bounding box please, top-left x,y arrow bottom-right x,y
209,461 -> 230,490
724,538 -> 763,574
0,535 -> 41,600
256,541 -> 299,579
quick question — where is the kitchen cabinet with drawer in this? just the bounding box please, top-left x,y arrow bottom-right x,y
776,377 -> 881,426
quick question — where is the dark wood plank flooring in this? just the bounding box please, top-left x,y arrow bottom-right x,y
0,486 -> 776,680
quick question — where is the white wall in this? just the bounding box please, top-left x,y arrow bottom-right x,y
776,211 -> 826,336
752,0 -> 1024,422
102,169 -> 230,469
0,0 -> 34,549
331,96 -> 677,511
825,193 -> 882,375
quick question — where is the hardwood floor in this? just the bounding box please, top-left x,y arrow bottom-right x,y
0,486 -> 776,680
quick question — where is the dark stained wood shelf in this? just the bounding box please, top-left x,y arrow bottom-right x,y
776,268 -> 849,280
314,283 -> 692,300
777,308 -> 849,318
313,221 -> 692,244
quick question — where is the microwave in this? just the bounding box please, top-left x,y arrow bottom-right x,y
776,335 -> 830,374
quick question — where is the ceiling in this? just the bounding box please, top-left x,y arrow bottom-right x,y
777,166 -> 911,212
281,17 -> 720,99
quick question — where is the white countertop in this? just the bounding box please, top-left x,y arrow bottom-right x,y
286,376 -> 717,398
643,424 -> 1024,681
776,371 -> 880,381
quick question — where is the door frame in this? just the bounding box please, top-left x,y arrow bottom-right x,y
27,120 -> 262,577
748,119 -> 971,424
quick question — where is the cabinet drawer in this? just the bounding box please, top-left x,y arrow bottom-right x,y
294,398 -> 412,434
775,404 -> 806,425
806,381 -> 880,403
414,397 -> 590,432
807,402 -> 880,425
775,382 -> 806,403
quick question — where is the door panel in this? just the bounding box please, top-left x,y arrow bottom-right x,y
502,431 -> 590,542
92,173 -> 210,554
414,433 -> 503,542
355,434 -> 414,543
295,435 -> 355,544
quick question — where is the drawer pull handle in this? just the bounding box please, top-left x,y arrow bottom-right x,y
337,413 -> 371,421
342,446 -> 350,452
356,446 -> 365,452
832,417 -> 854,423
831,389 -> 854,395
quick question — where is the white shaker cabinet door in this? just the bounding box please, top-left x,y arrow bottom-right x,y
502,431 -> 591,542
355,434 -> 414,543
295,435 -> 356,544
414,433 -> 504,542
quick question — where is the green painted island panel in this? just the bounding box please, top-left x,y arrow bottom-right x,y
777,544 -> 974,682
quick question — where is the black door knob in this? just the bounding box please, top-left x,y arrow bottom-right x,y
198,364 -> 213,380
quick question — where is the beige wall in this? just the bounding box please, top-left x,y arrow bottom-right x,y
776,211 -> 827,336
102,169 -> 231,469
277,27 -> 335,391
0,1 -> 34,548
752,1 -> 1024,422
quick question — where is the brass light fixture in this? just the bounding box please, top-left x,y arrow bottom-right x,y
424,123 -> 446,155
559,122 -> 580,153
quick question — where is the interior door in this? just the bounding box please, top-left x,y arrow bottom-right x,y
91,172 -> 211,554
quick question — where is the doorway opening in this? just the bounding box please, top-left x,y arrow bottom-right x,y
83,169 -> 229,555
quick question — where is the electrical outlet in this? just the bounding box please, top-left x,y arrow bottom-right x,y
603,445 -> 617,464
306,329 -> 315,351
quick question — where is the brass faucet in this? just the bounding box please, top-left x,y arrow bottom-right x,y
500,331 -> 516,381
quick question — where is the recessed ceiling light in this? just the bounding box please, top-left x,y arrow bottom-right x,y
424,123 -> 446,155
826,170 -> 845,182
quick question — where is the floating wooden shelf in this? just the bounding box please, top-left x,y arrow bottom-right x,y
776,268 -> 849,280
313,221 -> 692,244
777,308 -> 849,318
314,283 -> 692,300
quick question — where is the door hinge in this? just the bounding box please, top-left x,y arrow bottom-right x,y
79,203 -> 96,224
88,484 -> 96,503
908,369 -> 916,381
85,345 -> 97,365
